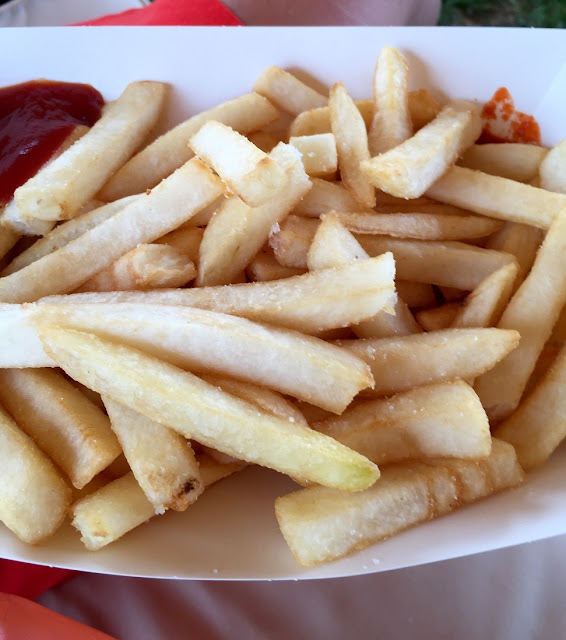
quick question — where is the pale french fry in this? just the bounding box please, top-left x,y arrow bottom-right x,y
15,82 -> 168,222
313,381 -> 491,465
253,66 -> 327,116
459,143 -> 548,182
495,343 -> 566,470
20,303 -> 373,413
362,101 -> 481,199
182,196 -> 224,228
0,403 -> 71,544
289,133 -> 338,178
246,249 -> 306,282
75,243 -> 196,292
189,121 -> 287,207
408,89 -> 441,130
155,226 -> 203,266
0,368 -> 120,489
292,178 -> 369,217
368,46 -> 412,156
0,158 -> 223,303
416,303 -> 461,332
2,196 -> 140,276
333,211 -> 501,241
358,236 -> 517,290
289,100 -> 373,138
426,166 -> 566,229
475,209 -> 566,421
197,143 -> 311,286
40,327 -> 380,491
103,397 -> 203,512
451,262 -> 518,328
539,138 -> 566,194
0,198 -> 54,237
330,82 -> 375,208
396,281 -> 437,309
275,438 -> 523,567
338,328 -> 520,397
99,93 -> 279,200
270,216 -> 320,269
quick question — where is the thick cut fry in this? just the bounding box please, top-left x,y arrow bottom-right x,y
459,143 -> 548,182
475,209 -> 566,421
539,138 -> 566,194
0,369 -> 120,489
314,381 -> 491,465
156,226 -> 203,266
14,82 -> 168,222
20,303 -> 373,412
368,46 -> 412,156
246,249 -> 305,282
333,211 -> 501,241
416,303 -> 461,332
0,198 -> 54,237
338,328 -> 520,397
358,236 -> 517,290
289,133 -> 338,178
40,327 -> 379,491
103,397 -> 203,512
292,178 -> 368,217
71,455 -> 244,551
0,404 -> 71,544
495,344 -> 566,470
275,439 -> 523,566
451,262 -> 518,328
426,166 -> 566,229
76,243 -> 196,292
189,121 -> 286,207
289,99 -> 373,137
197,143 -> 311,286
270,216 -> 320,269
330,83 -> 375,208
2,196 -> 140,276
248,131 -> 282,153
362,101 -> 481,199
253,66 -> 327,116
408,89 -> 441,130
99,93 -> 279,200
0,158 -> 223,303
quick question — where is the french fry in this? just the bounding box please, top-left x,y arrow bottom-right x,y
408,89 -> 441,130
459,143 -> 548,182
155,226 -> 203,266
75,244 -> 196,292
451,262 -> 518,328
539,138 -> 566,194
330,82 -> 375,208
368,46 -> 412,155
103,397 -> 203,512
197,142 -> 311,286
338,328 -> 520,397
0,226 -> 19,262
253,66 -> 327,116
292,178 -> 369,217
0,403 -> 71,544
0,198 -> 55,237
15,82 -> 168,222
99,93 -> 279,200
246,249 -> 305,282
362,101 -> 482,199
288,99 -> 373,138
248,131 -> 282,153
426,166 -> 566,229
358,236 -> 517,290
40,327 -> 380,491
270,216 -> 320,269
416,303 -> 461,332
396,281 -> 437,308
0,158 -> 223,303
313,380 -> 491,465
289,133 -> 338,178
189,121 -> 287,207
475,209 -> 566,421
495,343 -> 566,470
275,438 -> 523,567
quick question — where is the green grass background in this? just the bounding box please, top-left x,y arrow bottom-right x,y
440,0 -> 566,27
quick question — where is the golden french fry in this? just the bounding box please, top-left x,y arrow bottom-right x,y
289,133 -> 338,178
0,403 -> 71,544
292,178 -> 369,217
0,225 -> 19,262
248,130 -> 282,153
15,82 -> 168,222
368,46 -> 412,155
330,82 -> 375,208
408,89 -> 441,130
99,93 -> 279,200
396,281 -> 437,308
275,438 -> 523,567
270,215 -> 320,269
539,138 -> 566,194
40,327 -> 380,491
288,99 -> 373,138
475,209 -> 566,421
156,226 -> 203,266
459,143 -> 548,183
0,158 -> 223,303
246,249 -> 306,282
338,328 -> 520,397
0,368 -> 120,489
253,66 -> 327,116
416,303 -> 461,332
427,166 -> 566,229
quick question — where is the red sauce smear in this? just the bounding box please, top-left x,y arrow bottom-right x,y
479,87 -> 541,145
0,80 -> 104,206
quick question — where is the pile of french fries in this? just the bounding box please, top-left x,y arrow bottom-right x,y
2,45 -> 566,569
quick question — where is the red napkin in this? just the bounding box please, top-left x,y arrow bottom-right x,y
2,0 -> 241,603
74,0 -> 243,26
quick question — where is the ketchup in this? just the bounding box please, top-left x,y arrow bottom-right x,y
0,80 -> 104,205
479,87 -> 541,145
